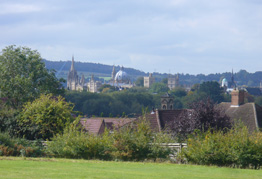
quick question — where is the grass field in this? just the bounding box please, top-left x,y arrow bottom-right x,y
0,157 -> 261,179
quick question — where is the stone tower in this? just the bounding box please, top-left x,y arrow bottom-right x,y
168,74 -> 179,90
111,65 -> 116,80
144,73 -> 155,88
67,56 -> 79,90
161,93 -> 174,110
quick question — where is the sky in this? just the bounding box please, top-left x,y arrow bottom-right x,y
1,0 -> 262,75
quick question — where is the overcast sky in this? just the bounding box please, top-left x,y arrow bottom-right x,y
1,0 -> 262,74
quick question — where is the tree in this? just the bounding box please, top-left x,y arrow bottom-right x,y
171,99 -> 231,141
0,45 -> 64,109
161,78 -> 168,84
135,77 -> 144,87
19,94 -> 75,140
98,84 -> 116,93
198,81 -> 224,103
169,87 -> 187,98
149,83 -> 169,94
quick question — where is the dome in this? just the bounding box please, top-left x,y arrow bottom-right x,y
115,66 -> 130,83
222,78 -> 228,87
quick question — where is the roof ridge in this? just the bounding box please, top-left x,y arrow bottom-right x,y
251,103 -> 259,131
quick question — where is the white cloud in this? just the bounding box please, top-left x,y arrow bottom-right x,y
0,3 -> 43,14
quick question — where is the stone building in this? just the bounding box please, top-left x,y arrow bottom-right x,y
161,93 -> 174,110
67,56 -> 80,90
67,56 -> 101,93
168,74 -> 179,90
144,73 -> 155,88
87,75 -> 102,93
109,66 -> 133,89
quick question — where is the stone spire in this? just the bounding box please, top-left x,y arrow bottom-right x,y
70,55 -> 75,71
231,69 -> 236,89
112,65 -> 116,79
80,74 -> 85,86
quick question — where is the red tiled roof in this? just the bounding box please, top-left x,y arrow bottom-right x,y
144,112 -> 161,132
80,119 -> 105,135
80,117 -> 136,135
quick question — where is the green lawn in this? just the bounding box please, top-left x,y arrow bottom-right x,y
0,157 -> 261,179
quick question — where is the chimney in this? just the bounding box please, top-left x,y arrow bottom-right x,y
231,89 -> 245,107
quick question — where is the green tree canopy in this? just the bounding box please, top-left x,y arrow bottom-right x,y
149,83 -> 169,94
0,45 -> 64,108
19,94 -> 75,140
169,87 -> 187,98
135,77 -> 144,87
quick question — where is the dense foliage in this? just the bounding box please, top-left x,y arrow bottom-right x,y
65,81 -> 229,117
0,45 -> 64,109
19,94 -> 75,140
181,123 -> 262,169
47,119 -> 173,161
65,90 -> 159,117
0,132 -> 44,157
170,99 -> 231,141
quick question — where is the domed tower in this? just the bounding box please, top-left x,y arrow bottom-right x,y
114,66 -> 130,84
221,78 -> 228,87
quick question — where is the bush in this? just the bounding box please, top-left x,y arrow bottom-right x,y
47,118 -> 174,161
47,126 -> 112,160
19,94 -> 75,140
0,132 -> 44,157
180,122 -> 262,169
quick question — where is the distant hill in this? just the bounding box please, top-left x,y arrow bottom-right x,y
43,60 -> 262,87
43,60 -> 146,78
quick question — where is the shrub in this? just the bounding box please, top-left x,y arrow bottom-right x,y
47,127 -> 112,160
181,122 -> 262,169
47,118 -> 174,161
0,131 -> 44,157
19,94 -> 75,140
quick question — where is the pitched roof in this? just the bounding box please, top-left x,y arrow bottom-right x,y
80,117 -> 136,135
218,102 -> 262,132
145,109 -> 192,132
79,118 -> 105,135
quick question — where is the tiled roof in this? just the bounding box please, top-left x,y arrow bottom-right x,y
145,109 -> 192,132
80,119 -> 105,135
80,117 -> 136,135
144,112 -> 161,132
218,102 -> 261,132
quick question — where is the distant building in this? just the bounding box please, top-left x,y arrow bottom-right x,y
109,66 -> 133,89
88,75 -> 102,93
161,93 -> 174,110
67,57 -> 101,93
221,69 -> 236,93
144,73 -> 155,88
168,74 -> 179,90
67,56 -> 81,91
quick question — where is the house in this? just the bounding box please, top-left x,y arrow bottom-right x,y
79,117 -> 136,135
218,89 -> 262,132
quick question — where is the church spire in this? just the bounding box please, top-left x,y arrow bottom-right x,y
112,65 -> 116,79
70,55 -> 75,71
